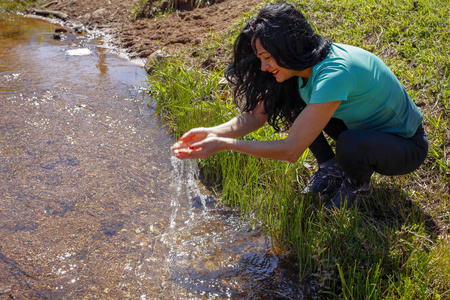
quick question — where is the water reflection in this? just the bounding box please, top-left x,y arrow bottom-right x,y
0,13 -> 308,299
96,51 -> 109,75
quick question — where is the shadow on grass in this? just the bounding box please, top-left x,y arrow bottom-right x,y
299,183 -> 443,297
360,185 -> 439,237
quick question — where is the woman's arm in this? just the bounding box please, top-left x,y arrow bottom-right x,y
186,100 -> 267,139
209,108 -> 267,138
177,101 -> 342,162
172,101 -> 267,154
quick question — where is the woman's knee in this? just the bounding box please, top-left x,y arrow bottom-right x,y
335,129 -> 371,161
335,130 -> 376,183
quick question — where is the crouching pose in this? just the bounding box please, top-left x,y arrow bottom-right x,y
173,3 -> 428,210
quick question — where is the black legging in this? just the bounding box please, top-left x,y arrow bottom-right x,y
308,118 -> 428,185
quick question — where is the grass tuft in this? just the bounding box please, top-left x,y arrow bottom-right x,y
0,0 -> 43,12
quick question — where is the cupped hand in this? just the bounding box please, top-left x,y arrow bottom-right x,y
176,136 -> 225,159
172,127 -> 221,159
179,127 -> 214,143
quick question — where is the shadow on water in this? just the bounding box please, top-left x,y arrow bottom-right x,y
0,13 -> 308,299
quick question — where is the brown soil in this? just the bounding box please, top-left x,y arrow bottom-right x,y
37,0 -> 264,59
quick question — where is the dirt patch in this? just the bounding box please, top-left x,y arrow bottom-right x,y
36,0 -> 264,59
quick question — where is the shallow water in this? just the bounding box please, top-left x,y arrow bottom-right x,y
0,13 -> 308,299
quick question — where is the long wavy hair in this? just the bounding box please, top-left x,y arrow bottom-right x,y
224,3 -> 332,132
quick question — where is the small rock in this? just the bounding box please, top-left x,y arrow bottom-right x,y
81,13 -> 91,21
55,28 -> 67,34
74,26 -> 84,34
92,8 -> 107,21
144,50 -> 167,74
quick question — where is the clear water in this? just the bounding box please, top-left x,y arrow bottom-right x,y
0,13 -> 308,299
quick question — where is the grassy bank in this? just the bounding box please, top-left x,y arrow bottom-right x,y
148,0 -> 449,298
0,0 -> 42,12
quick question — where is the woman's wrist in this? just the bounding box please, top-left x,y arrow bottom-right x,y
209,125 -> 229,138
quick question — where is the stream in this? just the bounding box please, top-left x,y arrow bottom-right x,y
0,13 -> 308,299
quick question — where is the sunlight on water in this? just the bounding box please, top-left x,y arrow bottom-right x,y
0,12 -> 309,299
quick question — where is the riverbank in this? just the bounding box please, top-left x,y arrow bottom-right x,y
11,0 -> 263,61
146,0 -> 450,298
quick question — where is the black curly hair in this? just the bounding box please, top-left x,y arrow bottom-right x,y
225,2 -> 331,132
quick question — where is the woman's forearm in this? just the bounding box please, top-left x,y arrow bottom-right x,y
209,100 -> 267,138
210,111 -> 267,138
222,137 -> 306,163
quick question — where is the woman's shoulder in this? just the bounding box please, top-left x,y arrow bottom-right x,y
325,43 -> 377,62
313,45 -> 353,76
315,43 -> 381,76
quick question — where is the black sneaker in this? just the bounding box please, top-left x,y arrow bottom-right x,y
302,168 -> 344,196
325,178 -> 371,211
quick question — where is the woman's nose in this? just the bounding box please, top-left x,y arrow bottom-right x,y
261,61 -> 269,72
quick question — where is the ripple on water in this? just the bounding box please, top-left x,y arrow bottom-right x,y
0,12 -> 310,299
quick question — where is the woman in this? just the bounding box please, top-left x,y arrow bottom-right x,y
172,3 -> 428,211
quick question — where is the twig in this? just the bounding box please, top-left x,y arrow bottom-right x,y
41,1 -> 58,8
29,8 -> 69,21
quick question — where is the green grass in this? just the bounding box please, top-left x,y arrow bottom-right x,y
0,0 -> 42,12
147,0 -> 449,298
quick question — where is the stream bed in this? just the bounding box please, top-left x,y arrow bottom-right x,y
0,13 -> 308,299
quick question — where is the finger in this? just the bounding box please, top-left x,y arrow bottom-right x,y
179,129 -> 209,142
173,148 -> 188,159
179,130 -> 197,141
171,141 -> 181,150
172,140 -> 189,150
187,141 -> 205,150
174,147 -> 195,155
175,147 -> 203,160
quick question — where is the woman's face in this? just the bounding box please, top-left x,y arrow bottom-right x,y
254,38 -> 301,83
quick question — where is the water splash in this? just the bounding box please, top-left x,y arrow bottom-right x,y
168,156 -> 210,229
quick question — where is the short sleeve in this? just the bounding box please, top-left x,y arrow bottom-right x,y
309,63 -> 354,104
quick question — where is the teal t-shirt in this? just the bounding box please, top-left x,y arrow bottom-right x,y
299,43 -> 423,138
